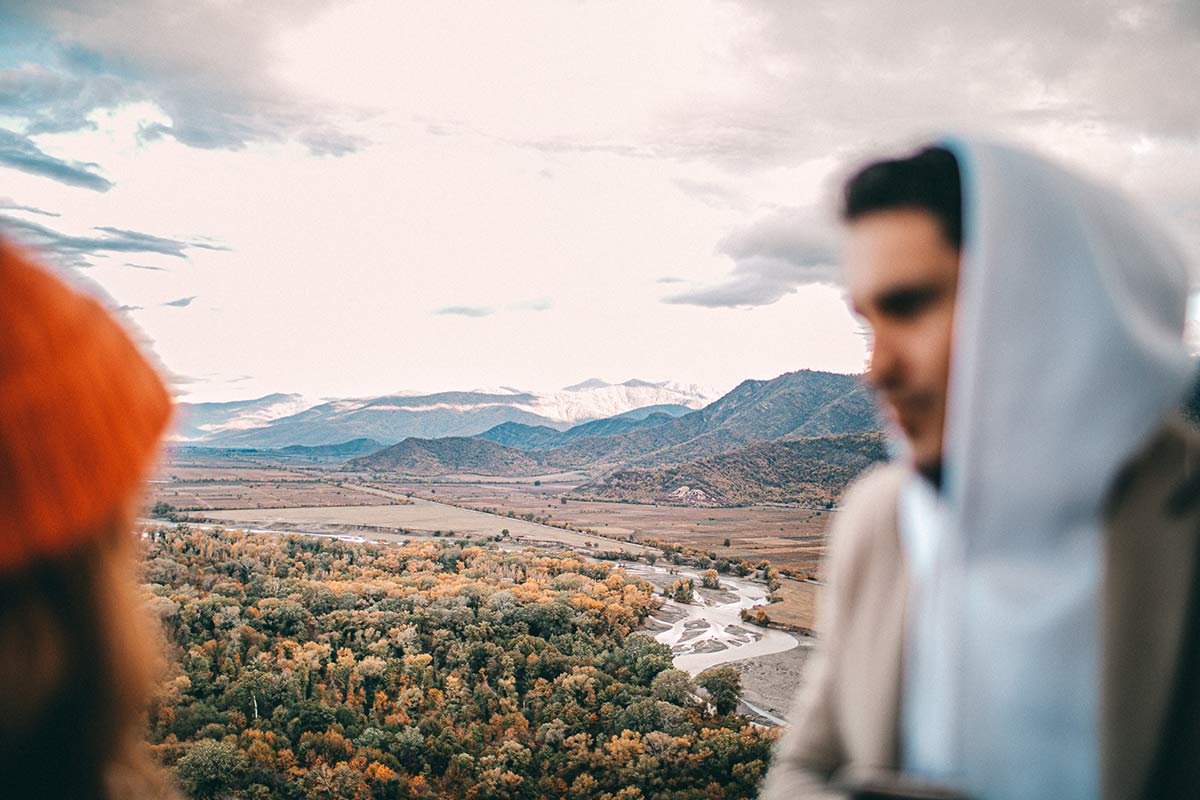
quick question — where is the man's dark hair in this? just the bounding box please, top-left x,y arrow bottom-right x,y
842,146 -> 962,248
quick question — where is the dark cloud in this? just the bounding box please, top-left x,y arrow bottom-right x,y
0,213 -> 225,267
0,128 -> 113,191
0,62 -> 128,135
656,276 -> 686,284
117,304 -> 143,312
435,305 -> 495,318
663,208 -> 841,308
0,2 -> 361,155
163,295 -> 196,307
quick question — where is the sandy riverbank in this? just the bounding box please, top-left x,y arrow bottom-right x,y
728,635 -> 813,724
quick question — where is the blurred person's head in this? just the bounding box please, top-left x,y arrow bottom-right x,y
841,146 -> 962,483
0,238 -> 174,798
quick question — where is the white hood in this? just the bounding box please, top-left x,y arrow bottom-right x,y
898,135 -> 1197,799
942,136 -> 1195,552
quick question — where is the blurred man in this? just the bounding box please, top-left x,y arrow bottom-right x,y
761,140 -> 1200,800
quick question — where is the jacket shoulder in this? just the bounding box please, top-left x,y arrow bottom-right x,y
824,461 -> 909,586
1106,412 -> 1200,520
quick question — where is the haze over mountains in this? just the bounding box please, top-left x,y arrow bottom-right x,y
172,393 -> 315,442
174,379 -> 709,447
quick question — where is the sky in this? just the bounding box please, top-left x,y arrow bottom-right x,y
1,0 -> 1197,403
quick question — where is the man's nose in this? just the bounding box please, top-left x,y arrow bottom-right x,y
865,335 -> 901,391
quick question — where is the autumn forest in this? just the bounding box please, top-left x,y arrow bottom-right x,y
141,527 -> 778,799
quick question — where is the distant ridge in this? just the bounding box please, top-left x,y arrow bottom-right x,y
475,408 -> 685,450
201,380 -> 711,448
350,370 -> 881,485
278,438 -> 385,459
562,378 -> 611,391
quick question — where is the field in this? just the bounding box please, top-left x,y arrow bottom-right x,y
201,497 -> 655,554
150,450 -> 829,630
152,448 -> 394,510
765,578 -> 821,632
361,478 -> 835,578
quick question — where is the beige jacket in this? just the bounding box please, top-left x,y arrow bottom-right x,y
760,416 -> 1200,800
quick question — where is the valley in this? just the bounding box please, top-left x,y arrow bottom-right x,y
153,369 -> 873,641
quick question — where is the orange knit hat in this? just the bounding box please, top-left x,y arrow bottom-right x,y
0,238 -> 172,571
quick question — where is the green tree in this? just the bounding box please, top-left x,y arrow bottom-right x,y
697,667 -> 742,716
650,668 -> 696,707
174,739 -> 248,799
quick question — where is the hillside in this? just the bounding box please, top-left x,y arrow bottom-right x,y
348,435 -> 563,476
277,438 -> 385,459
476,410 -> 680,449
543,369 -> 879,470
571,432 -> 888,506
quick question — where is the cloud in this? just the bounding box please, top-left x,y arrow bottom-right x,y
435,305 -> 495,318
163,295 -> 196,307
0,2 -> 361,155
124,262 -> 167,271
0,61 -> 128,135
673,177 -> 744,209
0,213 -> 224,267
95,226 -> 229,252
117,304 -> 143,312
297,126 -> 369,157
656,276 -> 686,284
508,298 -> 553,312
663,207 -> 841,308
0,197 -> 60,216
0,128 -> 113,190
165,371 -> 201,391
644,1 -> 1200,168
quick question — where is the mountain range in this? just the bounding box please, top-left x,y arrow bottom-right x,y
349,370 -> 882,487
175,379 -> 711,447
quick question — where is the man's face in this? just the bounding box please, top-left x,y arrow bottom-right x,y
845,209 -> 961,477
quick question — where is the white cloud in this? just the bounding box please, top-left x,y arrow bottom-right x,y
0,0 -> 1194,402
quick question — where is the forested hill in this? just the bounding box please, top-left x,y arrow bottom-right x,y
570,433 -> 888,507
475,410 -> 681,450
